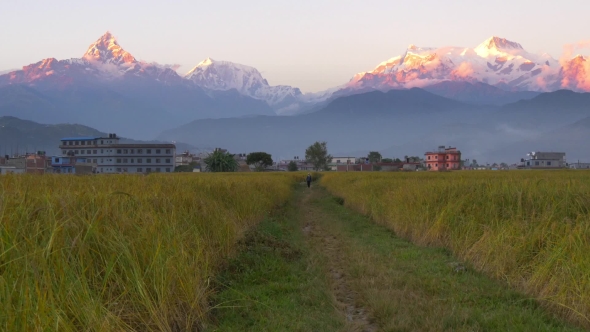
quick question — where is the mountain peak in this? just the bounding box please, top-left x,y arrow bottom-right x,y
197,57 -> 215,67
481,36 -> 523,50
83,31 -> 136,65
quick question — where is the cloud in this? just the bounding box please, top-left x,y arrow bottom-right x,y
450,62 -> 474,79
559,41 -> 590,91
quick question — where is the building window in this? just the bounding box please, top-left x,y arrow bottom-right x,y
81,150 -> 85,154
101,149 -> 103,153
535,161 -> 540,166
87,150 -> 91,154
101,140 -> 104,144
93,150 -> 97,154
130,149 -> 134,154
156,149 -> 161,154
147,149 -> 152,154
137,158 -> 142,163
116,159 -> 121,163
68,141 -> 73,146
116,168 -> 122,172
547,161 -> 552,166
123,149 -> 128,154
123,158 -> 128,163
165,168 -> 170,172
137,149 -> 143,154
446,155 -> 449,160
93,159 -> 97,163
435,156 -> 438,160
446,164 -> 449,168
165,159 -> 170,163
137,168 -> 143,173
81,141 -> 85,146
166,149 -> 171,154
427,156 -> 430,160
155,158 -> 161,163
147,158 -> 152,163
100,159 -> 103,163
146,168 -> 152,173
156,168 -> 161,172
130,159 -> 134,163
435,163 -> 438,167
117,149 -> 122,154
337,160 -> 341,163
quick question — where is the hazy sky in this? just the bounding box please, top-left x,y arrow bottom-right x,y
1,0 -> 589,92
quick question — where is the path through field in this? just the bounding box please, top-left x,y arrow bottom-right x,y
207,185 -> 581,331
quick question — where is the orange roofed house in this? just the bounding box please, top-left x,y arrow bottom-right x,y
425,146 -> 461,171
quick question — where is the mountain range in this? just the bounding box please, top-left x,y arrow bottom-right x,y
1,32 -> 589,162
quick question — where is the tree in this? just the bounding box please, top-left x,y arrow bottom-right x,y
367,151 -> 382,164
246,152 -> 273,171
471,159 -> 479,167
393,158 -> 403,163
287,161 -> 298,172
203,150 -> 238,172
305,141 -> 332,171
382,158 -> 393,163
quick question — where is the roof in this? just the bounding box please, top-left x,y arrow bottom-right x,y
60,137 -> 102,141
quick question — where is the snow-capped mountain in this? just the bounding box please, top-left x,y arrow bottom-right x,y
0,32 -> 183,88
184,58 -> 305,114
344,36 -> 570,92
0,32 -> 275,139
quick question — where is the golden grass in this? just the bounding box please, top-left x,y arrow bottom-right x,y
0,172 -> 306,331
321,171 -> 590,328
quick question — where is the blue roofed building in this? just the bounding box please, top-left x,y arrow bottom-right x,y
58,133 -> 176,174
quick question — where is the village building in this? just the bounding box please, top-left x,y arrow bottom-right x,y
59,133 -> 176,174
424,146 -> 461,171
520,152 -> 566,169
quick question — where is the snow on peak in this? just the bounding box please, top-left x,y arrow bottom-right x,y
475,36 -> 524,57
83,31 -> 136,65
196,57 -> 215,67
184,58 -> 303,110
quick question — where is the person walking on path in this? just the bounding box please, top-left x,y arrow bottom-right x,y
306,173 -> 312,189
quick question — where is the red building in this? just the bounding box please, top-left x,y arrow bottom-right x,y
425,146 -> 461,171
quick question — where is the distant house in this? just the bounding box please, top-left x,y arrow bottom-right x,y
0,152 -> 50,174
331,157 -> 356,165
425,146 -> 461,171
569,162 -> 590,169
51,156 -> 96,174
520,152 -> 566,169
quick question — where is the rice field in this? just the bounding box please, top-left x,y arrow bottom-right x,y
0,173 -> 303,331
321,171 -> 590,328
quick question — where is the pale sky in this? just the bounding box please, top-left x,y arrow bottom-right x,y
1,0 -> 589,92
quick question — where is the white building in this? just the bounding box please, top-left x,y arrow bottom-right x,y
521,152 -> 566,169
569,162 -> 590,169
59,133 -> 176,174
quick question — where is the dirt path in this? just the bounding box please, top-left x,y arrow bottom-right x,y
209,186 -> 580,331
300,190 -> 378,332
